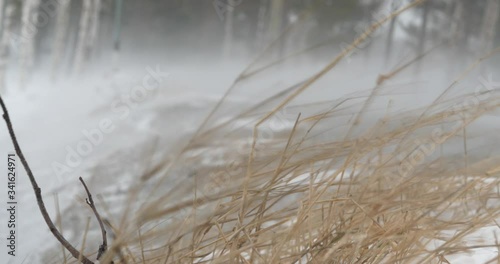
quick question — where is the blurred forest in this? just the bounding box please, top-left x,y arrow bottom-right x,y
0,0 -> 498,92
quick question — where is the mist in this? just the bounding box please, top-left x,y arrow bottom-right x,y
0,0 -> 499,263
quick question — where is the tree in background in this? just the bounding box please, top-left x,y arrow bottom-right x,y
0,1 -> 14,95
19,0 -> 41,90
255,0 -> 269,50
73,0 -> 102,74
0,0 -> 497,94
73,0 -> 91,74
396,1 -> 486,68
223,0 -> 237,58
52,0 -> 71,80
385,0 -> 402,65
268,0 -> 285,44
479,0 -> 499,53
415,0 -> 430,73
88,0 -> 102,58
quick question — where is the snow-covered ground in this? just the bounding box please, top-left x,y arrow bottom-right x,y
0,60 -> 244,262
0,52 -> 497,263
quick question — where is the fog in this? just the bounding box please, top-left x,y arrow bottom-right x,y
0,0 -> 499,263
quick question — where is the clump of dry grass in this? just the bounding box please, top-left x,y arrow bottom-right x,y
49,1 -> 500,263
86,49 -> 500,263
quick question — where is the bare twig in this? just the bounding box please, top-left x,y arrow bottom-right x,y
0,95 -> 94,264
80,177 -> 108,260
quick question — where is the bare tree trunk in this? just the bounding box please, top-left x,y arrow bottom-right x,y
452,0 -> 469,72
52,0 -> 72,80
384,1 -> 399,66
112,0 -> 123,70
74,0 -> 101,74
0,1 -> 13,95
73,0 -> 92,74
0,0 -> 5,36
223,0 -> 235,58
480,0 -> 499,53
416,1 -> 429,74
445,0 -> 461,78
255,0 -> 268,51
452,1 -> 465,43
268,0 -> 284,37
19,0 -> 41,90
87,0 -> 101,58
268,0 -> 285,57
450,0 -> 466,54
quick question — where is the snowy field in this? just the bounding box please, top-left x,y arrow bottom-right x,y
0,54 -> 498,263
0,59 -> 239,262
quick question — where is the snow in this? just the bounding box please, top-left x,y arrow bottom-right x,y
0,62 -> 240,263
0,53 -> 497,263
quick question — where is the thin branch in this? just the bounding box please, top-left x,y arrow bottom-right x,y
80,177 -> 108,260
0,95 -> 94,264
